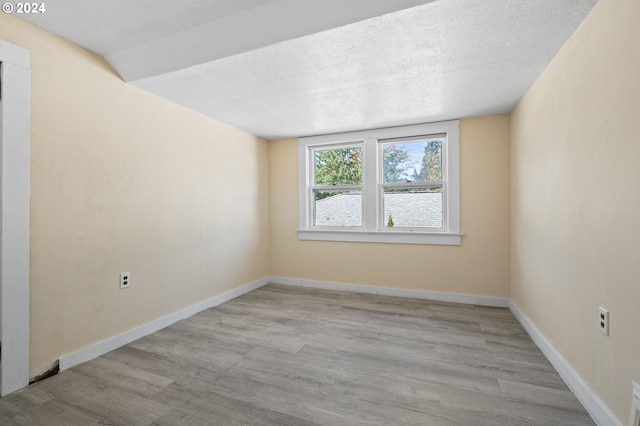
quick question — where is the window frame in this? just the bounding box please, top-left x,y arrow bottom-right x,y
298,120 -> 461,245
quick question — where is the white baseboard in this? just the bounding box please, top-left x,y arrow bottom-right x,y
51,275 -> 619,426
509,300 -> 621,426
57,277 -> 270,372
269,276 -> 509,308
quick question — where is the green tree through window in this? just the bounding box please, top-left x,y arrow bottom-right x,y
314,148 -> 362,185
412,140 -> 442,182
383,145 -> 411,183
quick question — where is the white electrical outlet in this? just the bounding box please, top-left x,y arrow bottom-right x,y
120,272 -> 131,289
598,306 -> 609,336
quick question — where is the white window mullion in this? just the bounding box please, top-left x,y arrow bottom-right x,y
298,143 -> 310,230
363,136 -> 378,231
445,127 -> 460,233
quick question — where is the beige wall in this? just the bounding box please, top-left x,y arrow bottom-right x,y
4,1 -> 634,420
510,0 -> 640,421
0,15 -> 270,374
270,115 -> 510,298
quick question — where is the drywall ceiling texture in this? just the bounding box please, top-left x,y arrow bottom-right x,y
16,0 -> 274,56
19,0 -> 597,140
131,0 -> 597,140
17,0 -> 434,80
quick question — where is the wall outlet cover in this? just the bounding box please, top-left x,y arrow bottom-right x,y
120,272 -> 131,289
598,306 -> 609,336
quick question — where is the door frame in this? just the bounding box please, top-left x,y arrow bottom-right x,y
0,38 -> 30,396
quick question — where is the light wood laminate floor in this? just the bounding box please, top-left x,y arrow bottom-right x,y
0,284 -> 594,425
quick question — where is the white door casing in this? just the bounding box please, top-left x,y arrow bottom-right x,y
0,38 -> 30,396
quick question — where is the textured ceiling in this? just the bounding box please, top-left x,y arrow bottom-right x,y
18,0 -> 433,80
18,0 -> 274,56
17,0 -> 598,140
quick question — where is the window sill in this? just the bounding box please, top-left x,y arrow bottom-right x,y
297,229 -> 462,245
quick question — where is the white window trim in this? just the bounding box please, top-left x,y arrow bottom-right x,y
298,120 -> 461,245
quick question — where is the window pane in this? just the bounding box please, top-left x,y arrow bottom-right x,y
383,139 -> 442,183
383,188 -> 442,228
314,190 -> 362,227
314,147 -> 362,185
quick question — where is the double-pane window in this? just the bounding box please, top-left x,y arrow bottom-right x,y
298,121 -> 461,245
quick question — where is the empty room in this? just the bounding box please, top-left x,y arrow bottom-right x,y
0,0 -> 638,425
